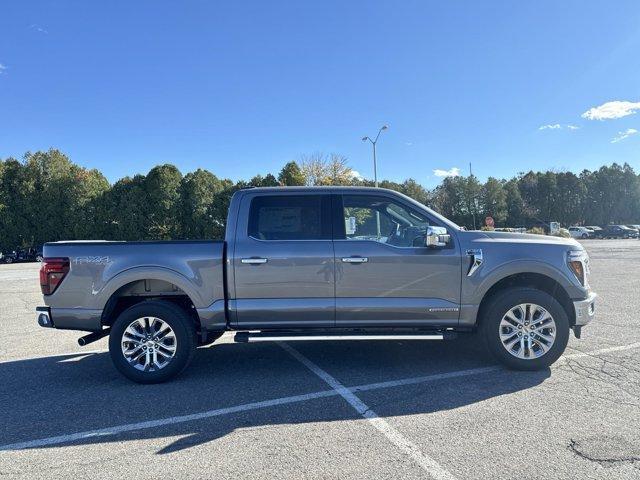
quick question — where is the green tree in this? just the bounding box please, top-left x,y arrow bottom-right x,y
0,158 -> 35,249
99,175 -> 149,240
3,148 -> 640,249
278,161 -> 306,186
400,179 -> 430,205
503,179 -> 524,226
144,164 -> 183,238
180,169 -> 226,239
249,174 -> 279,187
207,180 -> 241,239
432,176 -> 467,226
482,177 -> 507,225
554,172 -> 586,226
517,171 -> 540,220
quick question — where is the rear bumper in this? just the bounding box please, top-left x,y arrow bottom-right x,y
36,306 -> 53,328
36,306 -> 103,332
573,292 -> 597,326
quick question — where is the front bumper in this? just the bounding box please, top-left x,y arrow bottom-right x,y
573,292 -> 597,326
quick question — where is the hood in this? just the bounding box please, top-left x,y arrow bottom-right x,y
462,230 -> 582,248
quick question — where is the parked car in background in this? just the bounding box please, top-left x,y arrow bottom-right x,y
598,225 -> 638,239
568,226 -> 594,239
626,225 -> 640,237
2,247 -> 43,264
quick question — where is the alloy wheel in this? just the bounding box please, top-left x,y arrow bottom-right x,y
121,317 -> 177,371
499,303 -> 556,359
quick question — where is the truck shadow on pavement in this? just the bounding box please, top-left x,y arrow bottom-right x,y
0,338 -> 550,455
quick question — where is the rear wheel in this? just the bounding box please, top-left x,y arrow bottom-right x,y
109,300 -> 197,383
480,287 -> 569,370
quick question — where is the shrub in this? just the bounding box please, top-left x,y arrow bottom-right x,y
527,227 -> 545,235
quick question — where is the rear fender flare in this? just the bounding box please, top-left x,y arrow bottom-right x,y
97,267 -> 205,311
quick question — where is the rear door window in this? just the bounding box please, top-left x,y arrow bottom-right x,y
248,195 -> 332,240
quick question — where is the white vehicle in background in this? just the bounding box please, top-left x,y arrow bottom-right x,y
627,225 -> 640,237
568,226 -> 594,239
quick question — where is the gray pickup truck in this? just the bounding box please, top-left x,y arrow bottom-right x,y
37,186 -> 596,383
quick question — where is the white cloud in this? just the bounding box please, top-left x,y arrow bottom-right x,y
0,64 -> 6,74
611,128 -> 638,143
29,24 -> 48,34
581,101 -> 640,120
433,167 -> 461,178
349,170 -> 362,180
538,123 -> 580,131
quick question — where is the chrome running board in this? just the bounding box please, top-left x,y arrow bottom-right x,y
234,331 -> 454,343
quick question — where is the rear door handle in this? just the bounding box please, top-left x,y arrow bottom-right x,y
342,257 -> 368,263
241,257 -> 268,265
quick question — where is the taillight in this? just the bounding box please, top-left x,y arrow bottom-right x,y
40,257 -> 70,295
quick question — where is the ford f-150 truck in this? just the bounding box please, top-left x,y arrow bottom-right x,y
36,186 -> 597,383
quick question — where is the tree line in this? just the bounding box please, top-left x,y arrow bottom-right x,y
1,149 -> 639,250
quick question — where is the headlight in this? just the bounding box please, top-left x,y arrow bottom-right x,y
568,250 -> 589,287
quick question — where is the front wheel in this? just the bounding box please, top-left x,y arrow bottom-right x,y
109,300 -> 197,383
480,287 -> 570,370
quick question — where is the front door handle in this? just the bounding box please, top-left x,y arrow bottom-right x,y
241,257 -> 268,265
342,256 -> 368,263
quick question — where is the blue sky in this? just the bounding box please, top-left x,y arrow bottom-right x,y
1,1 -> 639,186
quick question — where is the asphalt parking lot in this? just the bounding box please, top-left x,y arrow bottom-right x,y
1,239 -> 639,479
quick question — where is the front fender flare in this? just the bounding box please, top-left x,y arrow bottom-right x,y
472,260 -> 576,303
459,260 -> 581,327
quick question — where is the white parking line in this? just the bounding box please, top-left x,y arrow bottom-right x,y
563,341 -> 640,359
278,342 -> 457,480
0,389 -> 338,451
1,341 -> 639,453
352,366 -> 503,393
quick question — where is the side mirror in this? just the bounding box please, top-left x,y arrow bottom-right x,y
425,226 -> 450,248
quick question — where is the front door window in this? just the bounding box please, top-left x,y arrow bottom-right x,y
342,195 -> 431,247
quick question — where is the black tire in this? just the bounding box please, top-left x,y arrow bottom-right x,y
480,287 -> 570,371
5,256 -> 13,264
109,300 -> 197,383
581,234 -> 588,239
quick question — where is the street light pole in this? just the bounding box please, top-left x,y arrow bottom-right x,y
362,125 -> 388,237
372,141 -> 378,187
363,125 -> 387,187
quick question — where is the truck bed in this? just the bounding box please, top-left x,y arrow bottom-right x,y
42,240 -> 226,331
